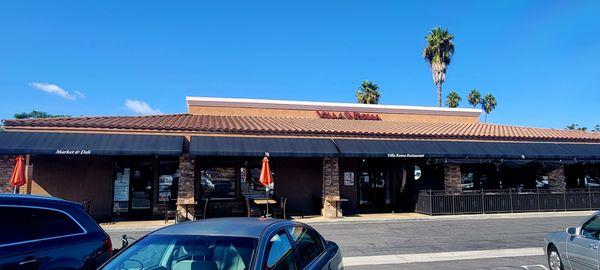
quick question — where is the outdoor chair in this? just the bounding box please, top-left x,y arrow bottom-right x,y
163,200 -> 178,224
271,196 -> 287,219
82,200 -> 91,214
245,198 -> 262,217
195,198 -> 210,220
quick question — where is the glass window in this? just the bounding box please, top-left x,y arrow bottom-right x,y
286,227 -> 324,267
265,231 -> 296,270
200,163 -> 237,199
582,215 -> 600,239
101,235 -> 257,270
158,159 -> 180,202
0,206 -> 84,246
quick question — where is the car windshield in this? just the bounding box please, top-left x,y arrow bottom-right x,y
102,234 -> 258,270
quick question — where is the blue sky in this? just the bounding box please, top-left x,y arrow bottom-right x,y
0,1 -> 598,129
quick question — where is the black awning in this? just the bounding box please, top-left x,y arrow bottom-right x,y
333,139 -> 580,160
558,144 -> 600,160
190,136 -> 338,157
0,132 -> 183,156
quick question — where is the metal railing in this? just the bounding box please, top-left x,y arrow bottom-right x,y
415,188 -> 600,215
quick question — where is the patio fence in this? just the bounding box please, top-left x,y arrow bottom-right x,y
415,188 -> 600,215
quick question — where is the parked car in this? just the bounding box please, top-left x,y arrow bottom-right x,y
0,194 -> 113,270
545,211 -> 600,270
101,217 -> 343,270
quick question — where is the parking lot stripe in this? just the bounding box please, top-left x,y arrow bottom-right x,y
343,247 -> 544,266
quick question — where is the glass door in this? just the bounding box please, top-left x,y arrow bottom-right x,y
129,160 -> 154,213
112,158 -> 155,216
357,159 -> 392,211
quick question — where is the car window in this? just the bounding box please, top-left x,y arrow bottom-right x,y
286,227 -> 324,267
0,206 -> 84,246
265,230 -> 297,270
102,235 -> 257,270
582,215 -> 600,239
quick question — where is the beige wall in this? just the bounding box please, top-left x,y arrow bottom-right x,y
188,105 -> 479,123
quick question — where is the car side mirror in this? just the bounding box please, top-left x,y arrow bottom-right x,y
567,227 -> 577,236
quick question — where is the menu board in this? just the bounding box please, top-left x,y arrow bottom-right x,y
114,168 -> 130,202
344,172 -> 355,186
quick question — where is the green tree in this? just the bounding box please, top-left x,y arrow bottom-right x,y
566,124 -> 588,131
14,110 -> 68,119
467,89 -> 482,108
595,124 -> 600,132
445,91 -> 461,108
481,94 -> 497,123
423,27 -> 455,107
356,80 -> 381,104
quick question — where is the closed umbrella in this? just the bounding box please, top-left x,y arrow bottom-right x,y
9,156 -> 26,194
259,156 -> 274,217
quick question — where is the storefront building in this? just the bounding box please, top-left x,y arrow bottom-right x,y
1,96 -> 600,219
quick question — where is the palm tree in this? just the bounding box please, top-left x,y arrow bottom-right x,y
467,89 -> 482,108
356,80 -> 381,104
423,27 -> 455,107
481,94 -> 497,123
445,91 -> 461,108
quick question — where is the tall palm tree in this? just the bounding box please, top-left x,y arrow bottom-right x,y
481,94 -> 497,123
356,80 -> 381,104
467,89 -> 481,108
423,27 -> 455,107
445,91 -> 461,108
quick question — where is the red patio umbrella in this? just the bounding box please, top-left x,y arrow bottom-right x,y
259,156 -> 274,217
9,155 -> 26,194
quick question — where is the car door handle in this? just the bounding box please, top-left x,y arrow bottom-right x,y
19,258 -> 37,266
590,244 -> 599,250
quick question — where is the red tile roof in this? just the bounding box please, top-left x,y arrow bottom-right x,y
4,114 -> 600,142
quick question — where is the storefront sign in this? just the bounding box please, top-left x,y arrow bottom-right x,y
387,153 -> 425,158
55,149 -> 92,155
316,111 -> 381,121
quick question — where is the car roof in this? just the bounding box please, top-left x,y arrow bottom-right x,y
152,217 -> 299,238
0,194 -> 83,209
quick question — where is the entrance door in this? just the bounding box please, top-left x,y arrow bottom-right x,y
113,158 -> 154,217
129,160 -> 154,215
357,159 -> 393,211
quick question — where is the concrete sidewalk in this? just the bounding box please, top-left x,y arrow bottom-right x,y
99,210 -> 595,231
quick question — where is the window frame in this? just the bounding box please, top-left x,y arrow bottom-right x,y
263,229 -> 299,270
0,204 -> 87,248
284,226 -> 327,269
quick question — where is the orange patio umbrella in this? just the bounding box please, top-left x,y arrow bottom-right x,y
259,155 -> 274,217
9,155 -> 26,194
259,156 -> 274,188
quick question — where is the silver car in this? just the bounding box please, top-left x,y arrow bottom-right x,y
545,212 -> 600,270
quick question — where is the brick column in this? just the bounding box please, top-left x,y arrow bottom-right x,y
177,154 -> 196,220
444,164 -> 462,193
548,165 -> 566,192
0,155 -> 16,193
322,157 -> 341,218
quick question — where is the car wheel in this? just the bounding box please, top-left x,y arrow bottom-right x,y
547,246 -> 564,270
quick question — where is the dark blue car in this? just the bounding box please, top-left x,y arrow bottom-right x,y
0,195 -> 113,270
101,218 -> 343,270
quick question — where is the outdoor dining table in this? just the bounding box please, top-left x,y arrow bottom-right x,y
327,198 -> 349,218
176,201 -> 198,221
252,198 -> 277,217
